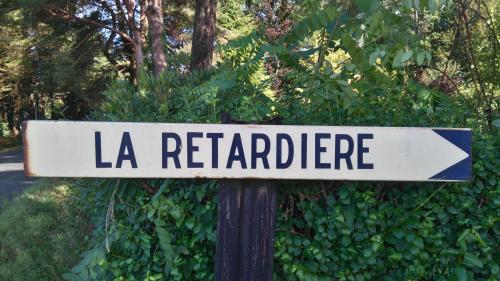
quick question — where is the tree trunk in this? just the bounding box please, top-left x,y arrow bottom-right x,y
146,0 -> 167,75
123,0 -> 146,80
190,0 -> 217,70
133,32 -> 145,71
34,92 -> 39,120
140,0 -> 149,41
134,0 -> 148,74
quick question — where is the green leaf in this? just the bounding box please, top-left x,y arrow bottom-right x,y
418,89 -> 431,100
491,264 -> 500,274
413,237 -> 424,249
283,5 -> 339,43
493,119 -> 500,128
413,0 -> 421,11
428,0 -> 437,12
404,0 -> 413,9
71,264 -> 84,274
458,229 -> 470,250
369,51 -> 378,66
442,248 -> 461,255
416,51 -> 425,65
454,266 -> 467,281
401,50 -> 413,63
355,0 -> 380,12
156,224 -> 175,268
169,207 -> 182,220
464,252 -> 483,268
325,5 -> 337,19
62,273 -> 77,281
392,51 -> 404,68
447,206 -> 459,214
369,49 -> 385,66
185,217 -> 195,230
339,188 -> 349,199
80,269 -> 89,281
425,51 -> 432,63
392,228 -> 404,239
344,63 -> 356,71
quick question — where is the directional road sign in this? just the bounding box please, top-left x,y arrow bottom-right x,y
23,120 -> 471,181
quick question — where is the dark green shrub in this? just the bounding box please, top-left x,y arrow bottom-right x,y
68,3 -> 499,280
70,78 -> 500,280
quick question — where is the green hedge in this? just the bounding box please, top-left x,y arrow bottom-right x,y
67,3 -> 499,279
273,136 -> 499,280
65,71 -> 499,280
70,138 -> 499,281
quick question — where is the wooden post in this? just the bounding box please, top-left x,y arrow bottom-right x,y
215,113 -> 279,281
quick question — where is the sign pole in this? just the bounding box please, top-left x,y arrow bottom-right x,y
215,113 -> 279,281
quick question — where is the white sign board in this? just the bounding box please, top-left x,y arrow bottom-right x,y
23,121 -> 471,181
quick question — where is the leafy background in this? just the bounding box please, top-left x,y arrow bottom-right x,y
0,0 -> 497,279
61,1 -> 499,280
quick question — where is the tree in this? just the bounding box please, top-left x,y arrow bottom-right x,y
190,0 -> 217,70
416,0 -> 499,129
43,0 -> 150,82
0,10 -> 28,134
0,2 -> 114,134
146,0 -> 167,75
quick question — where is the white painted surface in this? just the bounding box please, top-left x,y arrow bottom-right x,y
23,121 -> 471,181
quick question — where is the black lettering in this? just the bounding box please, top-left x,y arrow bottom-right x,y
315,133 -> 331,169
301,133 -> 307,169
207,133 -> 223,168
162,133 -> 181,168
357,134 -> 374,169
95,131 -> 112,168
187,132 -> 203,168
226,133 -> 247,169
335,134 -> 353,170
251,133 -> 270,169
277,133 -> 294,169
116,132 -> 138,168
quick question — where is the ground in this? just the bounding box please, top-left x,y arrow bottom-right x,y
0,148 -> 36,200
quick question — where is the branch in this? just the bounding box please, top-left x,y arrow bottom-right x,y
95,0 -> 121,67
114,0 -> 128,25
45,8 -> 134,44
122,0 -> 139,33
140,182 -> 156,195
139,0 -> 148,37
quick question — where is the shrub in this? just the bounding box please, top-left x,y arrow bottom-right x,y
69,3 -> 499,280
0,122 -> 5,137
71,65 -> 499,281
71,85 -> 500,280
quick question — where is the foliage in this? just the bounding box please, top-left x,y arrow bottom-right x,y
64,1 -> 500,280
218,0 -> 255,36
0,179 -> 90,281
0,135 -> 21,151
66,179 -> 217,281
0,122 -> 8,137
0,0 -> 497,279
273,133 -> 499,280
0,4 -> 114,134
74,83 -> 499,280
421,0 -> 499,130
